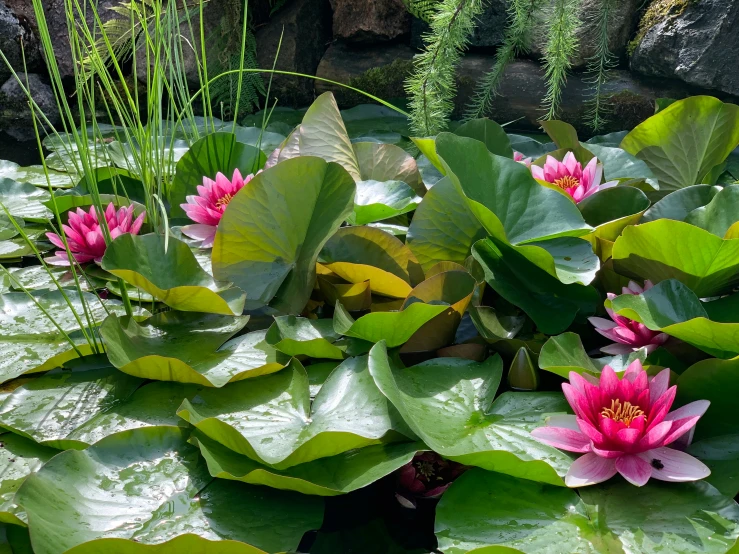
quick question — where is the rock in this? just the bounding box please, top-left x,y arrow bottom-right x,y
528,0 -> 642,68
0,0 -> 42,84
330,0 -> 410,44
315,42 -> 414,106
0,72 -> 60,141
410,0 -> 507,50
630,0 -> 739,97
256,0 -> 332,107
455,57 -> 695,135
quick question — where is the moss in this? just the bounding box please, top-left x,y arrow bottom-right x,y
340,58 -> 415,106
627,0 -> 696,56
603,90 -> 655,129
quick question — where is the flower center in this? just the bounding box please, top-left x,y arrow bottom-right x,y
552,175 -> 580,190
415,460 -> 436,479
600,399 -> 645,426
216,193 -> 234,210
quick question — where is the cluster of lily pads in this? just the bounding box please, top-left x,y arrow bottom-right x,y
1,92 -> 739,553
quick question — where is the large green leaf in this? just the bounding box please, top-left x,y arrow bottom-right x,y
192,431 -> 419,496
17,427 -> 323,554
642,185 -> 721,223
169,132 -> 265,219
578,186 -> 651,228
435,469 -> 739,554
102,312 -> 289,387
585,143 -> 659,188
684,184 -> 739,237
435,133 -> 591,244
347,180 -> 420,226
102,233 -> 245,315
353,142 -> 424,196
453,118 -> 513,158
472,237 -> 599,335
0,433 -> 58,526
611,279 -> 739,359
621,96 -> 739,190
0,178 -> 51,220
0,161 -> 76,189
677,357 -> 739,440
368,343 -> 572,485
612,220 -> 739,297
689,435 -> 739,498
538,332 -> 647,378
0,291 -> 136,383
265,316 -> 345,359
332,301 -> 447,348
0,361 -> 142,449
213,156 -> 355,313
178,357 -> 410,469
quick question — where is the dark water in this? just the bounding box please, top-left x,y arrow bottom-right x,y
0,131 -> 43,166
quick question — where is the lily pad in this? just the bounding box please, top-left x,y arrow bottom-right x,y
368,343 -> 573,485
538,332 -> 647,378
347,180 -> 420,226
453,118 -> 513,158
192,431 -> 419,496
435,468 -> 739,554
689,435 -> 739,498
0,178 -> 51,220
641,185 -> 721,223
0,362 -> 142,449
102,233 -> 245,315
177,357 -> 411,469
265,316 -> 345,359
102,312 -> 290,387
213,156 -> 355,313
353,142 -> 424,196
16,427 -> 323,554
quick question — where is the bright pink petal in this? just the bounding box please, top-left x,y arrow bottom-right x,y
565,453 -> 617,487
649,369 -> 671,405
181,224 -> 217,248
615,454 -> 652,486
531,427 -> 591,453
639,447 -> 710,482
638,420 -> 672,450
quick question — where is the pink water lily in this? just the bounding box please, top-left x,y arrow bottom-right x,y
531,151 -> 616,203
514,151 -> 532,167
532,360 -> 710,487
589,280 -> 669,355
181,168 -> 256,248
395,452 -> 467,508
46,203 -> 144,266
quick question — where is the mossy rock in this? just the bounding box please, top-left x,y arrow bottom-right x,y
627,0 -> 697,55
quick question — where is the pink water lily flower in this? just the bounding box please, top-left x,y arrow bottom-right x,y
589,280 -> 669,355
46,203 -> 144,266
395,452 -> 467,508
532,360 -> 710,487
514,151 -> 532,167
531,151 -> 616,203
181,168 -> 256,248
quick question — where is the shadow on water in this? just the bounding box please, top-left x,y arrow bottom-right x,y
0,131 -> 42,166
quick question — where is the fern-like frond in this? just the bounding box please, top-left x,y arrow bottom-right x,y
401,0 -> 440,23
465,0 -> 539,120
406,0 -> 484,136
584,0 -> 617,131
541,0 -> 581,120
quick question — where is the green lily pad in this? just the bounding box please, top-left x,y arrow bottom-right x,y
368,343 -> 572,485
684,184 -> 739,237
0,178 -> 51,221
689,435 -> 739,498
0,362 -> 142,449
0,433 -> 58,526
677,356 -> 739,440
332,301 -> 447,348
612,219 -> 739,297
169,132 -> 265,219
0,161 -> 77,189
16,427 -> 323,554
265,316 -> 345,359
353,142 -> 424,196
472,237 -> 599,335
621,96 -> 739,190
641,185 -> 721,223
0,290 -> 136,383
213,156 -> 355,313
102,233 -> 245,315
192,431 -> 419,496
177,357 -> 411,469
585,143 -> 659,188
578,186 -> 651,229
453,118 -> 513,158
611,279 -> 739,359
347,180 -> 420,226
102,312 -> 290,387
232,126 -> 287,154
435,468 -> 739,554
538,332 -> 647,378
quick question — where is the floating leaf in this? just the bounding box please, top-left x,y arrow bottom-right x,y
539,333 -> 647,378
684,184 -> 739,237
213,156 -> 355,313
17,427 -> 323,554
368,343 -> 572,485
178,357 -> 410,469
102,233 -> 245,315
192,431 -> 419,496
453,118 -> 513,158
353,142 -> 424,196
347,180 -> 420,226
641,185 -> 721,223
0,178 -> 51,220
265,316 -> 344,359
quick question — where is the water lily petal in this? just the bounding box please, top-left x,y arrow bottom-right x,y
615,454 -> 652,486
531,426 -> 591,453
649,368 -> 671,405
565,453 -> 617,487
639,447 -> 710,482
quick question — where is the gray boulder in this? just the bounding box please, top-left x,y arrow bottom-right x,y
330,0 -> 410,44
630,0 -> 739,97
0,0 -> 42,84
0,72 -> 60,141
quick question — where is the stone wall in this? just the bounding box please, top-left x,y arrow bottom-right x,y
1,0 -> 738,135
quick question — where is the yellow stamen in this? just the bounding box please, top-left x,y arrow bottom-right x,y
600,399 -> 645,426
552,175 -> 580,190
216,193 -> 234,210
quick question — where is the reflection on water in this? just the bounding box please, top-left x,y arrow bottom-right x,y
0,131 -> 42,166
